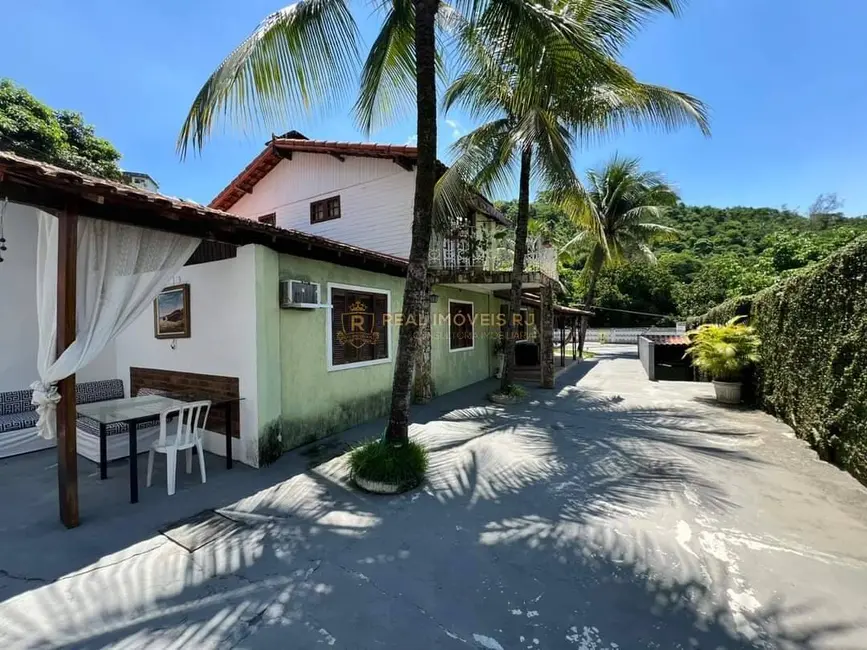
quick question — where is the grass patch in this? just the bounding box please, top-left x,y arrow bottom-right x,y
348,439 -> 429,491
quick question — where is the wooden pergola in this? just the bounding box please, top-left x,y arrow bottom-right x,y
0,151 -> 407,528
521,294 -> 593,367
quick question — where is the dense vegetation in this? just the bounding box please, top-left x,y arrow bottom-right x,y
691,235 -> 867,486
497,198 -> 867,323
0,79 -> 123,180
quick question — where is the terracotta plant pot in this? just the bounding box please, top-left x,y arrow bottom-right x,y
713,380 -> 742,404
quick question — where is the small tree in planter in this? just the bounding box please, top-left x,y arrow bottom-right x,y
685,317 -> 761,404
349,438 -> 429,494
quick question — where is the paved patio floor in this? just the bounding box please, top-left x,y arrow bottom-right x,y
2,345 -> 867,649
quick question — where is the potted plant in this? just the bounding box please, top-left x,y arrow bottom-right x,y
685,316 -> 760,404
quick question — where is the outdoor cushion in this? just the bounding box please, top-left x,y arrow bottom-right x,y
76,379 -> 124,405
77,415 -> 160,437
0,411 -> 39,433
0,388 -> 34,416
1,379 -> 124,420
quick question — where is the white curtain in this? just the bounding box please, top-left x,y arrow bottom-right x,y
31,211 -> 201,439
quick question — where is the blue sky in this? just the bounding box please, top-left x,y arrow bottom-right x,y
5,0 -> 867,214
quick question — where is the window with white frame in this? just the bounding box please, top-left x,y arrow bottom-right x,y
449,299 -> 474,351
328,284 -> 390,369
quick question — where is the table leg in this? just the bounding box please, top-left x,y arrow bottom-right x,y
99,422 -> 108,480
129,420 -> 139,504
224,402 -> 233,470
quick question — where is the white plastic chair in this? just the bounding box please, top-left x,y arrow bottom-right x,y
146,400 -> 211,496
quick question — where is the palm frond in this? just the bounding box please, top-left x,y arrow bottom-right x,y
569,81 -> 711,144
178,0 -> 360,157
354,0 -> 416,134
448,118 -> 518,198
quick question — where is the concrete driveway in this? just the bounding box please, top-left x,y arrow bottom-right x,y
2,345 -> 867,649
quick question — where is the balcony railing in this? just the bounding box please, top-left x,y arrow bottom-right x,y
428,232 -> 558,281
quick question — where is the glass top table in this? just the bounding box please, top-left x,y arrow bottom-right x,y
77,395 -> 187,426
77,394 -> 243,503
78,395 -> 187,504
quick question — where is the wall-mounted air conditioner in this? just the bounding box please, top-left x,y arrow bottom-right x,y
280,279 -> 321,309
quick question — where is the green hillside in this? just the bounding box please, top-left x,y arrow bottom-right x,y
495,200 -> 867,325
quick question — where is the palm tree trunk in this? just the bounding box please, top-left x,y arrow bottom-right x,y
577,251 -> 603,357
384,0 -> 438,444
500,146 -> 532,390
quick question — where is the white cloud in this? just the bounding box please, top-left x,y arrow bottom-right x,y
405,134 -> 418,145
445,119 -> 462,138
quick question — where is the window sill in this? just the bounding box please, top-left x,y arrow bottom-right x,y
327,357 -> 393,372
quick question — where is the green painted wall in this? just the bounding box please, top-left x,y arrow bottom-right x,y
253,246 -> 283,463
255,253 -> 508,452
430,286 -> 503,396
275,255 -> 405,449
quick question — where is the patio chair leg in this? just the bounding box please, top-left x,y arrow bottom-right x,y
166,450 -> 177,496
186,447 -> 193,474
196,441 -> 206,484
146,449 -> 154,488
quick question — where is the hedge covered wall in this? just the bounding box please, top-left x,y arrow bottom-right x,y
694,234 -> 867,485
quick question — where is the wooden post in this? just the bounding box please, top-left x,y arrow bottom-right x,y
560,315 -> 566,367
56,209 -> 79,528
540,284 -> 554,389
572,316 -> 578,361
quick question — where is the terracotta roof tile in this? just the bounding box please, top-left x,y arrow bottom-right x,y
0,150 -> 409,277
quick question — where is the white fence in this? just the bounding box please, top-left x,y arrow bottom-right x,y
586,325 -> 686,345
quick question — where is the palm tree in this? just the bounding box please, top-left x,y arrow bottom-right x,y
440,18 -> 709,391
562,156 -> 681,356
176,1 -> 626,444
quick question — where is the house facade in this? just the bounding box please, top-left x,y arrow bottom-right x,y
0,135 -> 560,473
209,132 -> 561,397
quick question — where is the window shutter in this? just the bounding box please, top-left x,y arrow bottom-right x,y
450,302 -> 464,349
449,301 -> 474,349
374,294 -> 388,359
329,287 -> 389,366
331,290 -> 346,366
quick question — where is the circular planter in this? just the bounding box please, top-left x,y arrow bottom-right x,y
713,380 -> 742,405
354,475 -> 403,494
488,392 -> 523,405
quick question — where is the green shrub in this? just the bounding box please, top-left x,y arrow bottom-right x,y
693,234 -> 867,484
348,439 -> 429,491
500,384 -> 527,398
685,317 -> 761,382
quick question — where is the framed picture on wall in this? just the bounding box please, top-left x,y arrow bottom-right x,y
154,284 -> 191,339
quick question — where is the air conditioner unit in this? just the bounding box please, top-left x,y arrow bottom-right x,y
279,279 -> 320,309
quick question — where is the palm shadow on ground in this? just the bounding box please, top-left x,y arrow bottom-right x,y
0,357 -> 863,649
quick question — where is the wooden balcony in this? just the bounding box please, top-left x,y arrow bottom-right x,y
428,233 -> 558,288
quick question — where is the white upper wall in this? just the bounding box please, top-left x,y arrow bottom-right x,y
112,248 -> 260,467
0,203 -> 115,393
229,152 -> 415,258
